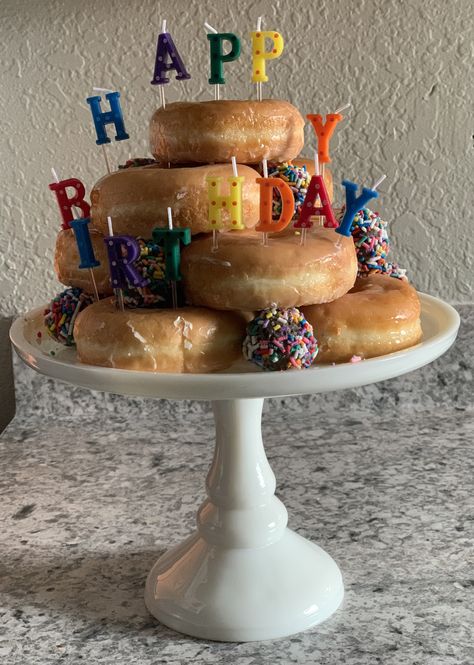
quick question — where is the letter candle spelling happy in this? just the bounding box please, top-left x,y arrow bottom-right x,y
151,20 -> 191,109
206,156 -> 244,251
86,88 -> 129,174
251,16 -> 284,101
205,22 -> 241,100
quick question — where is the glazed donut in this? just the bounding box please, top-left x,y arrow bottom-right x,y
181,228 -> 357,311
149,100 -> 305,165
303,273 -> 422,363
54,228 -> 112,295
74,298 -> 246,373
90,163 -> 261,237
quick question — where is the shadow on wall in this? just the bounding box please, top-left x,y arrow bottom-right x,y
0,317 -> 15,432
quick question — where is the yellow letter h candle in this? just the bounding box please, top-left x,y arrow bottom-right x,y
206,175 -> 245,230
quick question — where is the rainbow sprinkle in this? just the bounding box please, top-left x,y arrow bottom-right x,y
123,237 -> 172,308
44,287 -> 93,346
263,161 -> 312,220
243,305 -> 318,371
348,208 -> 407,280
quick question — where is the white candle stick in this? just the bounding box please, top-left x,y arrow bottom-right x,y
167,206 -> 178,308
231,155 -> 238,177
107,215 -> 124,311
372,174 -> 387,191
92,87 -> 114,94
204,22 -> 220,100
261,158 -> 269,246
334,101 -> 351,114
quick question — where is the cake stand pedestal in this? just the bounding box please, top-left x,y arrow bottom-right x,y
10,294 -> 459,642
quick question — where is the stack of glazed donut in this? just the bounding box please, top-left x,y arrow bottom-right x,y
50,98 -> 422,373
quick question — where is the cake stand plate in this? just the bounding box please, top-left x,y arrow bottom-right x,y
10,295 -> 459,642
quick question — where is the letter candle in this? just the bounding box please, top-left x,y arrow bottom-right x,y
105,216 -> 125,311
251,16 -> 284,101
205,22 -> 241,101
307,102 -> 351,180
336,175 -> 386,238
86,88 -> 129,174
151,19 -> 191,109
321,102 -> 350,181
255,158 -> 295,246
50,168 -> 99,300
294,151 -> 337,245
206,156 -> 244,251
152,208 -> 191,309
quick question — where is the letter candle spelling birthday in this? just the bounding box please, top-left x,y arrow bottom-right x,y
255,158 -> 294,246
294,153 -> 337,245
86,89 -> 129,174
251,17 -> 284,101
49,177 -> 91,230
336,175 -> 386,237
49,168 -> 99,301
104,216 -> 149,311
206,156 -> 244,251
152,207 -> 191,309
205,22 -> 241,100
151,20 -> 190,109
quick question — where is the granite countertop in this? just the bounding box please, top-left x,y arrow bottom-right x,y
1,306 -> 473,665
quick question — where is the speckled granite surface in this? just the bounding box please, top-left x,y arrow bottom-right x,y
1,306 -> 472,664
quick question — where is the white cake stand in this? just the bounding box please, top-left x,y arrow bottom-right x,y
10,294 -> 459,642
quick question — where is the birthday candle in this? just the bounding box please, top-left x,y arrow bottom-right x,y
152,217 -> 191,283
336,178 -> 383,237
104,234 -> 149,289
306,113 -> 343,164
255,176 -> 294,235
206,157 -> 244,231
86,91 -> 129,146
151,20 -> 190,110
49,177 -> 91,230
206,27 -> 241,90
251,17 -> 284,100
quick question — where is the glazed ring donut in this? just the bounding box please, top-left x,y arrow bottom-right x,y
181,227 -> 357,311
149,100 -> 305,166
90,163 -> 261,237
303,273 -> 422,363
54,228 -> 112,295
74,298 -> 246,373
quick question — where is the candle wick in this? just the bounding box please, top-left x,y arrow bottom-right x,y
204,22 -> 218,33
334,102 -> 351,114
167,206 -> 173,230
262,158 -> 268,179
92,86 -> 114,94
372,174 -> 387,191
231,155 -> 238,178
107,215 -> 114,236
161,19 -> 167,34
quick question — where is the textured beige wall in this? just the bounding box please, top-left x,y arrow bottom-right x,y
0,0 -> 472,318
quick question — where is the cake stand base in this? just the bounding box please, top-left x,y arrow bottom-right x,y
10,296 -> 460,642
144,399 -> 344,642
